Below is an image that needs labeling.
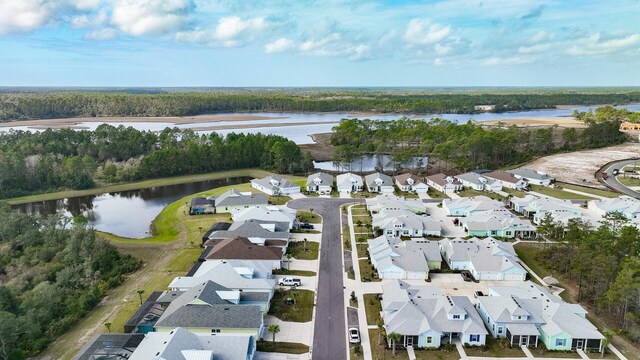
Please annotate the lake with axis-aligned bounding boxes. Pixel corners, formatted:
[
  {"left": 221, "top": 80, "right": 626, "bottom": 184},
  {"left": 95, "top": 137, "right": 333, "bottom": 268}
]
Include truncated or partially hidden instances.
[{"left": 12, "top": 176, "right": 251, "bottom": 239}]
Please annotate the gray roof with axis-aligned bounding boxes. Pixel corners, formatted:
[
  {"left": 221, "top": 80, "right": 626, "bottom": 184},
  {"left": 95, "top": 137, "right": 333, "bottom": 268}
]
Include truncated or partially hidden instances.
[
  {"left": 507, "top": 168, "right": 553, "bottom": 182},
  {"left": 251, "top": 175, "right": 299, "bottom": 191},
  {"left": 190, "top": 197, "right": 214, "bottom": 207},
  {"left": 336, "top": 172, "right": 363, "bottom": 187},
  {"left": 156, "top": 281, "right": 263, "bottom": 329},
  {"left": 373, "top": 211, "right": 441, "bottom": 232},
  {"left": 213, "top": 189, "right": 268, "bottom": 207},
  {"left": 365, "top": 172, "right": 394, "bottom": 187},
  {"left": 209, "top": 219, "right": 289, "bottom": 240},
  {"left": 306, "top": 172, "right": 334, "bottom": 186},
  {"left": 440, "top": 237, "right": 527, "bottom": 274},
  {"left": 455, "top": 172, "right": 496, "bottom": 187}
]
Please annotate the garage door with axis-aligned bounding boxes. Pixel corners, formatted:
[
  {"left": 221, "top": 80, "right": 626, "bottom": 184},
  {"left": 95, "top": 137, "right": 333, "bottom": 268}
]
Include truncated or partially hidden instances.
[
  {"left": 503, "top": 272, "right": 525, "bottom": 281},
  {"left": 407, "top": 271, "right": 426, "bottom": 280}
]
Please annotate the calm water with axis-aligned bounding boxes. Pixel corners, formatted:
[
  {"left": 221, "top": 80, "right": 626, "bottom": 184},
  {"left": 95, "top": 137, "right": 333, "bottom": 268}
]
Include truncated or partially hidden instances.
[
  {"left": 3, "top": 105, "right": 640, "bottom": 145},
  {"left": 314, "top": 155, "right": 429, "bottom": 172},
  {"left": 12, "top": 177, "right": 251, "bottom": 239}
]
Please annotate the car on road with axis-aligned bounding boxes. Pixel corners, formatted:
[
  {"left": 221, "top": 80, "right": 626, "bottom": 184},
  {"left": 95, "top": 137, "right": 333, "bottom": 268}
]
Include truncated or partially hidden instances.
[
  {"left": 613, "top": 168, "right": 620, "bottom": 175},
  {"left": 461, "top": 271, "right": 473, "bottom": 282},
  {"left": 601, "top": 172, "right": 609, "bottom": 180},
  {"left": 278, "top": 277, "right": 302, "bottom": 287},
  {"left": 299, "top": 223, "right": 314, "bottom": 230},
  {"left": 349, "top": 328, "right": 360, "bottom": 343}
]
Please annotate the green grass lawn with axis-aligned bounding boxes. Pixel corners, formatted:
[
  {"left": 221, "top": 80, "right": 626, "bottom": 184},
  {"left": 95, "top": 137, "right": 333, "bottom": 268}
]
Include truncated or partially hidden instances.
[
  {"left": 530, "top": 185, "right": 595, "bottom": 200},
  {"left": 364, "top": 293, "right": 382, "bottom": 325},
  {"left": 356, "top": 243, "right": 369, "bottom": 258},
  {"left": 458, "top": 188, "right": 505, "bottom": 200},
  {"left": 257, "top": 341, "right": 310, "bottom": 354},
  {"left": 557, "top": 182, "right": 619, "bottom": 198},
  {"left": 528, "top": 348, "right": 581, "bottom": 358},
  {"left": 428, "top": 188, "right": 448, "bottom": 199},
  {"left": 502, "top": 188, "right": 525, "bottom": 198},
  {"left": 287, "top": 241, "right": 319, "bottom": 260},
  {"left": 617, "top": 175, "right": 640, "bottom": 187},
  {"left": 296, "top": 210, "right": 322, "bottom": 224},
  {"left": 359, "top": 259, "right": 381, "bottom": 282},
  {"left": 268, "top": 195, "right": 292, "bottom": 205},
  {"left": 394, "top": 190, "right": 420, "bottom": 198},
  {"left": 464, "top": 337, "right": 526, "bottom": 358},
  {"left": 351, "top": 191, "right": 373, "bottom": 198},
  {"left": 268, "top": 289, "right": 314, "bottom": 322},
  {"left": 351, "top": 207, "right": 370, "bottom": 215},
  {"left": 273, "top": 269, "right": 317, "bottom": 276}
]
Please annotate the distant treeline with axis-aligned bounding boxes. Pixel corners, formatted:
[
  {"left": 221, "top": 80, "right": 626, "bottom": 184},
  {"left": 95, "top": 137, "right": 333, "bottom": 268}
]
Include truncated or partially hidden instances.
[
  {"left": 574, "top": 105, "right": 640, "bottom": 124},
  {"left": 2, "top": 91, "right": 640, "bottom": 120},
  {"left": 330, "top": 117, "right": 625, "bottom": 171},
  {"left": 0, "top": 126, "right": 311, "bottom": 199}
]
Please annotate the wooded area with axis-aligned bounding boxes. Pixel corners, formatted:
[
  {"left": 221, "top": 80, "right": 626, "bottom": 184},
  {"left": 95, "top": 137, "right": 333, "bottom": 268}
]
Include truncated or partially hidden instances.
[
  {"left": 574, "top": 105, "right": 640, "bottom": 123},
  {"left": 2, "top": 91, "right": 640, "bottom": 120},
  {"left": 330, "top": 117, "right": 625, "bottom": 172},
  {"left": 0, "top": 126, "right": 311, "bottom": 199},
  {"left": 536, "top": 215, "right": 640, "bottom": 344},
  {"left": 0, "top": 205, "right": 140, "bottom": 359}
]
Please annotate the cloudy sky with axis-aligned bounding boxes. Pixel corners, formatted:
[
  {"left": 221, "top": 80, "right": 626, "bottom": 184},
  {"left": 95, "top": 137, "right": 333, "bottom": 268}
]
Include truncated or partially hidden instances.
[{"left": 0, "top": 0, "right": 639, "bottom": 87}]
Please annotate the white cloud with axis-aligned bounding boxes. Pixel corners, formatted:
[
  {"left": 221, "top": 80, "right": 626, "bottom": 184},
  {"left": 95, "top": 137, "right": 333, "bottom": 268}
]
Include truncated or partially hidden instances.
[
  {"left": 404, "top": 18, "right": 451, "bottom": 45},
  {"left": 71, "top": 15, "right": 91, "bottom": 29},
  {"left": 531, "top": 30, "right": 554, "bottom": 43},
  {"left": 518, "top": 43, "right": 552, "bottom": 54},
  {"left": 298, "top": 33, "right": 371, "bottom": 60},
  {"left": 482, "top": 56, "right": 533, "bottom": 65},
  {"left": 567, "top": 33, "right": 640, "bottom": 56},
  {"left": 84, "top": 27, "right": 117, "bottom": 40},
  {"left": 0, "top": 0, "right": 58, "bottom": 35},
  {"left": 111, "top": 0, "right": 194, "bottom": 36},
  {"left": 176, "top": 16, "right": 269, "bottom": 47},
  {"left": 265, "top": 37, "right": 294, "bottom": 54},
  {"left": 71, "top": 0, "right": 103, "bottom": 10}
]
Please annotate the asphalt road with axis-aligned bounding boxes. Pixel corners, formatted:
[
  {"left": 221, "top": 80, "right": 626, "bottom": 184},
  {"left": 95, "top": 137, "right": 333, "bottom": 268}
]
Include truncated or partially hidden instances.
[
  {"left": 288, "top": 198, "right": 362, "bottom": 360},
  {"left": 601, "top": 159, "right": 640, "bottom": 198}
]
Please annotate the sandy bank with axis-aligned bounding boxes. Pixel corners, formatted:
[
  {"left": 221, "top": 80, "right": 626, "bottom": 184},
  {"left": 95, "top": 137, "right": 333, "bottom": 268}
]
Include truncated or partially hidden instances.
[{"left": 481, "top": 117, "right": 586, "bottom": 128}]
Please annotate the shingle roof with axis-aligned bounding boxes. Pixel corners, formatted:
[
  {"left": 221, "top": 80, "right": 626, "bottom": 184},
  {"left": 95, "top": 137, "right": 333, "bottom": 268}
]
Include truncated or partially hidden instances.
[
  {"left": 208, "top": 219, "right": 289, "bottom": 241},
  {"left": 205, "top": 236, "right": 282, "bottom": 261},
  {"left": 306, "top": 172, "right": 334, "bottom": 186},
  {"left": 484, "top": 171, "right": 523, "bottom": 184},
  {"left": 394, "top": 173, "right": 424, "bottom": 186},
  {"left": 213, "top": 189, "right": 268, "bottom": 207},
  {"left": 251, "top": 175, "right": 299, "bottom": 191},
  {"left": 365, "top": 172, "right": 394, "bottom": 187},
  {"left": 336, "top": 172, "right": 363, "bottom": 187},
  {"left": 425, "top": 173, "right": 462, "bottom": 187},
  {"left": 507, "top": 168, "right": 553, "bottom": 182}
]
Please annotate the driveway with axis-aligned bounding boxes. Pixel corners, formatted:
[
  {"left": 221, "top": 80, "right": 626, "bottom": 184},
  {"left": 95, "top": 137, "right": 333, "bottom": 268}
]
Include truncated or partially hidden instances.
[
  {"left": 424, "top": 203, "right": 467, "bottom": 238},
  {"left": 601, "top": 159, "right": 640, "bottom": 198},
  {"left": 410, "top": 273, "right": 523, "bottom": 301},
  {"left": 288, "top": 198, "right": 363, "bottom": 360}
]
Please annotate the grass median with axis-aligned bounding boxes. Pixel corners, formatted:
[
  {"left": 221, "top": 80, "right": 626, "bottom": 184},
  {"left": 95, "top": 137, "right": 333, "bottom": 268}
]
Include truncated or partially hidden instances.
[{"left": 269, "top": 289, "right": 315, "bottom": 322}]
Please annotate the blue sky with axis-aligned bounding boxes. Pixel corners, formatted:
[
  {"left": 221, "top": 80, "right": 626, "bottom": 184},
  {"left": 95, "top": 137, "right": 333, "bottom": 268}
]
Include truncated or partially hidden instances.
[{"left": 0, "top": 0, "right": 639, "bottom": 87}]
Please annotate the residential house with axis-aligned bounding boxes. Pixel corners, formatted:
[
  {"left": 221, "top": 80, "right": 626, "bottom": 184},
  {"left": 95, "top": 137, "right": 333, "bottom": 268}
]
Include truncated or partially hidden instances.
[
  {"left": 201, "top": 236, "right": 284, "bottom": 269},
  {"left": 129, "top": 327, "right": 256, "bottom": 360},
  {"left": 336, "top": 172, "right": 364, "bottom": 193},
  {"left": 366, "top": 194, "right": 426, "bottom": 215},
  {"left": 154, "top": 281, "right": 264, "bottom": 337},
  {"left": 373, "top": 210, "right": 442, "bottom": 237},
  {"left": 205, "top": 219, "right": 290, "bottom": 247},
  {"left": 381, "top": 280, "right": 487, "bottom": 348},
  {"left": 455, "top": 172, "right": 503, "bottom": 192},
  {"left": 365, "top": 172, "right": 395, "bottom": 193},
  {"left": 189, "top": 197, "right": 215, "bottom": 215},
  {"left": 250, "top": 175, "right": 300, "bottom": 196},
  {"left": 476, "top": 281, "right": 604, "bottom": 352},
  {"left": 231, "top": 206, "right": 297, "bottom": 229},
  {"left": 439, "top": 237, "right": 528, "bottom": 281},
  {"left": 442, "top": 196, "right": 505, "bottom": 217},
  {"left": 507, "top": 168, "right": 553, "bottom": 186},
  {"left": 394, "top": 173, "right": 429, "bottom": 193},
  {"left": 588, "top": 196, "right": 640, "bottom": 220},
  {"left": 306, "top": 172, "right": 334, "bottom": 193},
  {"left": 484, "top": 171, "right": 528, "bottom": 190},
  {"left": 460, "top": 210, "right": 536, "bottom": 239},
  {"left": 72, "top": 334, "right": 144, "bottom": 360},
  {"left": 510, "top": 195, "right": 582, "bottom": 225},
  {"left": 369, "top": 235, "right": 441, "bottom": 279},
  {"left": 210, "top": 189, "right": 268, "bottom": 213},
  {"left": 425, "top": 173, "right": 463, "bottom": 194}
]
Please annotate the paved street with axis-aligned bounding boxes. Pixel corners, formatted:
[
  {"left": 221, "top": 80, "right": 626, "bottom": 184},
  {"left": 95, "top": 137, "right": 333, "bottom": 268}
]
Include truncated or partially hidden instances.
[
  {"left": 288, "top": 198, "right": 362, "bottom": 360},
  {"left": 601, "top": 159, "right": 640, "bottom": 197}
]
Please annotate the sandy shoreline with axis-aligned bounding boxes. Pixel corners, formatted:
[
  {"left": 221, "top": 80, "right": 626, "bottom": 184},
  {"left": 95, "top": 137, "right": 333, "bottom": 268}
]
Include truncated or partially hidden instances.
[{"left": 480, "top": 117, "right": 586, "bottom": 128}]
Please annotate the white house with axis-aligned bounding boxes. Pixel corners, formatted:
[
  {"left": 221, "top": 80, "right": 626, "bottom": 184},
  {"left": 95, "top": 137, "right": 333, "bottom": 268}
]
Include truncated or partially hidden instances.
[
  {"left": 510, "top": 195, "right": 582, "bottom": 225},
  {"left": 231, "top": 205, "right": 297, "bottom": 229},
  {"left": 306, "top": 172, "right": 333, "bottom": 194},
  {"left": 507, "top": 168, "right": 553, "bottom": 186},
  {"left": 588, "top": 196, "right": 640, "bottom": 220},
  {"left": 443, "top": 196, "right": 505, "bottom": 217},
  {"left": 250, "top": 175, "right": 300, "bottom": 196},
  {"left": 366, "top": 194, "right": 426, "bottom": 215},
  {"left": 373, "top": 210, "right": 442, "bottom": 237},
  {"left": 394, "top": 173, "right": 429, "bottom": 193},
  {"left": 484, "top": 171, "right": 528, "bottom": 190},
  {"left": 365, "top": 172, "right": 395, "bottom": 193},
  {"left": 369, "top": 235, "right": 441, "bottom": 279},
  {"left": 455, "top": 172, "right": 503, "bottom": 192},
  {"left": 381, "top": 280, "right": 487, "bottom": 348},
  {"left": 439, "top": 237, "right": 528, "bottom": 281},
  {"left": 425, "top": 173, "right": 463, "bottom": 193},
  {"left": 461, "top": 210, "right": 537, "bottom": 239},
  {"left": 336, "top": 172, "right": 364, "bottom": 193}
]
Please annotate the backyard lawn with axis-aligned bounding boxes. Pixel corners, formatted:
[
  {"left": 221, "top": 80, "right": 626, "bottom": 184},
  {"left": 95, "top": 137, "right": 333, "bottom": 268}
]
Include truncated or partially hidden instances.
[
  {"left": 530, "top": 185, "right": 595, "bottom": 200},
  {"left": 458, "top": 188, "right": 505, "bottom": 200},
  {"left": 268, "top": 289, "right": 314, "bottom": 322},
  {"left": 363, "top": 293, "right": 382, "bottom": 325},
  {"left": 287, "top": 241, "right": 319, "bottom": 260}
]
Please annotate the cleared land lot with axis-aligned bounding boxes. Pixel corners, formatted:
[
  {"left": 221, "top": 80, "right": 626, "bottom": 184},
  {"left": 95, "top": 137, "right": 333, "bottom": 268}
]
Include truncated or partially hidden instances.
[{"left": 525, "top": 143, "right": 640, "bottom": 188}]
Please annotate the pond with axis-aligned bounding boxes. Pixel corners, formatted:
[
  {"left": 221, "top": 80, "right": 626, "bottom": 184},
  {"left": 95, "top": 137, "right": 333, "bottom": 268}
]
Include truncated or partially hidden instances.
[{"left": 12, "top": 176, "right": 252, "bottom": 239}]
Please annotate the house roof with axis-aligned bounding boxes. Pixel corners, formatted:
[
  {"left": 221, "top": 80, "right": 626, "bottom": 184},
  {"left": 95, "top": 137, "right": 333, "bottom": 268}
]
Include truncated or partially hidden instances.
[
  {"left": 394, "top": 173, "right": 424, "bottom": 186},
  {"left": 365, "top": 172, "right": 394, "bottom": 187},
  {"left": 462, "top": 210, "right": 536, "bottom": 233},
  {"left": 251, "top": 175, "right": 299, "bottom": 191},
  {"left": 590, "top": 196, "right": 640, "bottom": 215},
  {"left": 443, "top": 196, "right": 504, "bottom": 215},
  {"left": 213, "top": 189, "right": 268, "bottom": 207},
  {"left": 231, "top": 206, "right": 296, "bottom": 225},
  {"left": 484, "top": 171, "right": 524, "bottom": 184},
  {"left": 507, "top": 168, "right": 553, "bottom": 182},
  {"left": 511, "top": 195, "right": 581, "bottom": 215},
  {"left": 336, "top": 172, "right": 364, "bottom": 187},
  {"left": 440, "top": 237, "right": 527, "bottom": 274},
  {"left": 455, "top": 172, "right": 496, "bottom": 187},
  {"left": 425, "top": 173, "right": 461, "bottom": 187},
  {"left": 372, "top": 211, "right": 441, "bottom": 233},
  {"left": 366, "top": 194, "right": 426, "bottom": 214},
  {"left": 306, "top": 172, "right": 334, "bottom": 186},
  {"left": 208, "top": 219, "right": 289, "bottom": 241},
  {"left": 371, "top": 236, "right": 441, "bottom": 273},
  {"left": 169, "top": 260, "right": 275, "bottom": 291},
  {"left": 204, "top": 236, "right": 282, "bottom": 261}
]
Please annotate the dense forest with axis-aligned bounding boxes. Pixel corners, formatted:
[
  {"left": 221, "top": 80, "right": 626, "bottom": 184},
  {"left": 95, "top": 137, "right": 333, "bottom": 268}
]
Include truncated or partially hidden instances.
[
  {"left": 574, "top": 105, "right": 640, "bottom": 123},
  {"left": 0, "top": 126, "right": 311, "bottom": 199},
  {"left": 2, "top": 91, "right": 640, "bottom": 120},
  {"left": 330, "top": 117, "right": 625, "bottom": 172},
  {"left": 0, "top": 205, "right": 140, "bottom": 359},
  {"left": 536, "top": 216, "right": 640, "bottom": 344}
]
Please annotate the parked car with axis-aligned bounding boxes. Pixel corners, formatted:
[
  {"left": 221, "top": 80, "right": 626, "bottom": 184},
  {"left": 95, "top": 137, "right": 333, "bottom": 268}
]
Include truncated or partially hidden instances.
[
  {"left": 474, "top": 291, "right": 484, "bottom": 298},
  {"left": 461, "top": 271, "right": 473, "bottom": 282},
  {"left": 601, "top": 172, "right": 609, "bottom": 180},
  {"left": 349, "top": 328, "right": 360, "bottom": 343},
  {"left": 299, "top": 223, "right": 314, "bottom": 230},
  {"left": 278, "top": 277, "right": 302, "bottom": 287},
  {"left": 613, "top": 168, "right": 620, "bottom": 175}
]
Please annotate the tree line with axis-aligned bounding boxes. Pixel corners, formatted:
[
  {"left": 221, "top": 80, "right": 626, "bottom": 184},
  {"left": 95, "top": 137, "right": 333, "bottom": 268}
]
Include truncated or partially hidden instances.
[
  {"left": 330, "top": 117, "right": 625, "bottom": 172},
  {"left": 574, "top": 105, "right": 640, "bottom": 124},
  {"left": 536, "top": 215, "right": 640, "bottom": 344},
  {"left": 2, "top": 91, "right": 640, "bottom": 120},
  {"left": 0, "top": 205, "right": 140, "bottom": 359},
  {"left": 0, "top": 126, "right": 312, "bottom": 199}
]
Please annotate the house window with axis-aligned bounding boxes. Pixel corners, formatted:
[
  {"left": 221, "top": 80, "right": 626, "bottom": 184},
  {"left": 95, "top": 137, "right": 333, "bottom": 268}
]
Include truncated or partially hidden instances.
[
  {"left": 497, "top": 327, "right": 504, "bottom": 335},
  {"left": 556, "top": 339, "right": 566, "bottom": 347},
  {"left": 505, "top": 231, "right": 512, "bottom": 236},
  {"left": 211, "top": 329, "right": 221, "bottom": 333},
  {"left": 491, "top": 230, "right": 497, "bottom": 235},
  {"left": 426, "top": 336, "right": 433, "bottom": 343},
  {"left": 453, "top": 315, "right": 461, "bottom": 319},
  {"left": 469, "top": 335, "right": 480, "bottom": 342}
]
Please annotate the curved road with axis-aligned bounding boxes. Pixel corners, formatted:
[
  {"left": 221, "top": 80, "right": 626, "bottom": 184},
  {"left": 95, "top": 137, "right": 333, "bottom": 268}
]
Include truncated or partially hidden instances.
[
  {"left": 601, "top": 159, "right": 640, "bottom": 198},
  {"left": 288, "top": 198, "right": 363, "bottom": 360}
]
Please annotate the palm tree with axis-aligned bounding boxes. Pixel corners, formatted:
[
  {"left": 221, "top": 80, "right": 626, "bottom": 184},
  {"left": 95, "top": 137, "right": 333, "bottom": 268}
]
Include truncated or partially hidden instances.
[
  {"left": 303, "top": 238, "right": 308, "bottom": 252},
  {"left": 286, "top": 253, "right": 293, "bottom": 270},
  {"left": 377, "top": 319, "right": 385, "bottom": 345},
  {"left": 267, "top": 324, "right": 281, "bottom": 343},
  {"left": 104, "top": 322, "right": 112, "bottom": 333},
  {"left": 291, "top": 290, "right": 299, "bottom": 310},
  {"left": 137, "top": 290, "right": 145, "bottom": 306},
  {"left": 388, "top": 332, "right": 402, "bottom": 356}
]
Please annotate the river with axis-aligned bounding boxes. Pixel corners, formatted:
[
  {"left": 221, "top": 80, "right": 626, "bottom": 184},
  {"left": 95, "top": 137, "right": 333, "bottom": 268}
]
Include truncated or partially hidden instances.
[{"left": 12, "top": 176, "right": 251, "bottom": 239}]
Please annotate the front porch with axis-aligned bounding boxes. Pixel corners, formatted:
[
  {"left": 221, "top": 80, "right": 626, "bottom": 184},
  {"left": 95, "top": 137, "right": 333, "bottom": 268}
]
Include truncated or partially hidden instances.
[{"left": 506, "top": 324, "right": 539, "bottom": 348}]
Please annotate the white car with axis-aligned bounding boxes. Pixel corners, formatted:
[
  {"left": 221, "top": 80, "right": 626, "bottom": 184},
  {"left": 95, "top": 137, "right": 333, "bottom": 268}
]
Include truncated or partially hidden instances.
[{"left": 349, "top": 327, "right": 360, "bottom": 343}]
